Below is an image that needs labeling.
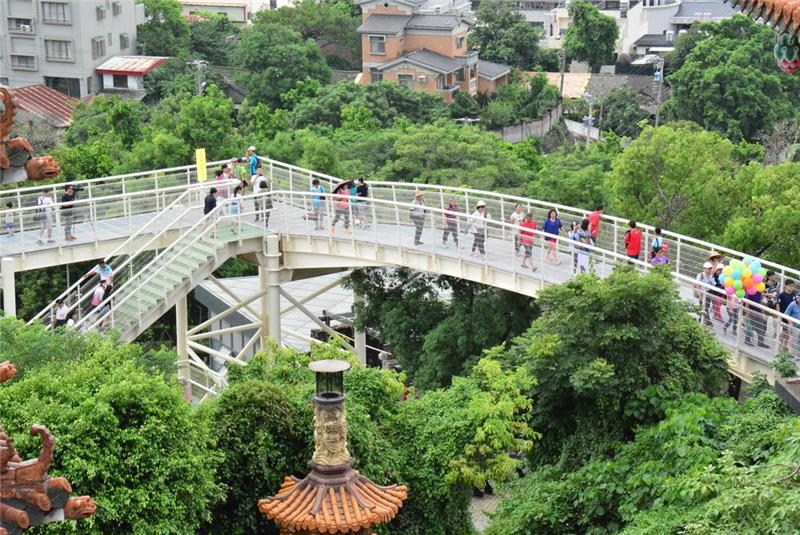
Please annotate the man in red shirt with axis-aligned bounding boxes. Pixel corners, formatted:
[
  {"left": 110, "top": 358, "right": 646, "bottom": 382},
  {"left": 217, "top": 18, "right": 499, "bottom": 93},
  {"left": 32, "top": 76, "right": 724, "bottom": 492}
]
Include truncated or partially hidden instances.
[
  {"left": 587, "top": 204, "right": 603, "bottom": 245},
  {"left": 624, "top": 220, "right": 642, "bottom": 262}
]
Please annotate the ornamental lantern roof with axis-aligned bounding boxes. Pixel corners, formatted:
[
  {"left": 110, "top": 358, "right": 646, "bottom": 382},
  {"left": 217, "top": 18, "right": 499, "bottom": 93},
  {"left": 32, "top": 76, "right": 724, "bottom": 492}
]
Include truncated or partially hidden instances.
[{"left": 258, "top": 359, "right": 408, "bottom": 534}]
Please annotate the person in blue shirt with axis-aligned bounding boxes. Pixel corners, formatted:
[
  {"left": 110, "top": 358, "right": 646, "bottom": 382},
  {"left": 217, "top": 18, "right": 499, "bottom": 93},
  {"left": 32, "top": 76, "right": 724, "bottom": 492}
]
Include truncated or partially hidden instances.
[
  {"left": 543, "top": 208, "right": 563, "bottom": 264},
  {"left": 784, "top": 293, "right": 800, "bottom": 352},
  {"left": 309, "top": 179, "right": 325, "bottom": 230},
  {"left": 247, "top": 146, "right": 259, "bottom": 177}
]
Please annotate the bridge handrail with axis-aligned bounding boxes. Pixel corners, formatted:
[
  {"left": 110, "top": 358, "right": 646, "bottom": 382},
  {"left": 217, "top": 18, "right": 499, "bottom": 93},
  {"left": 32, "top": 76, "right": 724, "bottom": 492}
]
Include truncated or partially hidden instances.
[
  {"left": 28, "top": 181, "right": 236, "bottom": 325},
  {"left": 0, "top": 158, "right": 230, "bottom": 197},
  {"left": 259, "top": 156, "right": 800, "bottom": 288}
]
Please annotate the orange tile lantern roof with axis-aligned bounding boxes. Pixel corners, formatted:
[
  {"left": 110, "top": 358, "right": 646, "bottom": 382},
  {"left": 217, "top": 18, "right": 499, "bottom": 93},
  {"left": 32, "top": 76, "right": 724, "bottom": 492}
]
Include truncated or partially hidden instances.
[
  {"left": 726, "top": 0, "right": 800, "bottom": 35},
  {"left": 258, "top": 460, "right": 408, "bottom": 534}
]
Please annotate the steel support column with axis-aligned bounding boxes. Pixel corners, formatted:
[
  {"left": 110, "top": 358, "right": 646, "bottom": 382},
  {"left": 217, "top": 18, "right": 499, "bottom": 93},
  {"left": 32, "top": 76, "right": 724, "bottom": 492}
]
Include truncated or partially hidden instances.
[
  {"left": 353, "top": 292, "right": 367, "bottom": 367},
  {"left": 1, "top": 257, "right": 16, "bottom": 318},
  {"left": 176, "top": 296, "right": 188, "bottom": 358},
  {"left": 259, "top": 234, "right": 282, "bottom": 345}
]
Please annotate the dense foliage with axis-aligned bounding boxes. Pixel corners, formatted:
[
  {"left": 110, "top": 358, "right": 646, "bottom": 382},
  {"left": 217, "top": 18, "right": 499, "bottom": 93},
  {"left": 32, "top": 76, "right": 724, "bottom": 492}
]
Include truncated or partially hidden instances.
[
  {"left": 664, "top": 16, "right": 800, "bottom": 142},
  {"left": 488, "top": 387, "right": 800, "bottom": 534},
  {"left": 564, "top": 0, "right": 619, "bottom": 72}
]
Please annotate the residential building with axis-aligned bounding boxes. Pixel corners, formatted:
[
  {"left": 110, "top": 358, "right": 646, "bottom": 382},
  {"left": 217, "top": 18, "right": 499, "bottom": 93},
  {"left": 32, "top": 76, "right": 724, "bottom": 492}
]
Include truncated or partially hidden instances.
[
  {"left": 357, "top": 0, "right": 510, "bottom": 102},
  {"left": 95, "top": 55, "right": 167, "bottom": 97},
  {"left": 0, "top": 0, "right": 144, "bottom": 98},
  {"left": 178, "top": 1, "right": 249, "bottom": 24},
  {"left": 12, "top": 83, "right": 77, "bottom": 127},
  {"left": 621, "top": 0, "right": 734, "bottom": 54}
]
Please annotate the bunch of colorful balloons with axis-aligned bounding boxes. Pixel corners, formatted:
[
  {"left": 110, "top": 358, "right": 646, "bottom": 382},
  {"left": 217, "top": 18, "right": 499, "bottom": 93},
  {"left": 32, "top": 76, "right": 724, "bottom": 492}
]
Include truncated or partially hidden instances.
[{"left": 721, "top": 258, "right": 768, "bottom": 298}]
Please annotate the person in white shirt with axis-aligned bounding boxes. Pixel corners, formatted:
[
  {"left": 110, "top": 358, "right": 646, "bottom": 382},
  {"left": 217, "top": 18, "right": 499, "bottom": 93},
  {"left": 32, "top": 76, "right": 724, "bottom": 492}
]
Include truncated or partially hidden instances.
[
  {"left": 251, "top": 167, "right": 266, "bottom": 221},
  {"left": 470, "top": 200, "right": 489, "bottom": 258},
  {"left": 35, "top": 190, "right": 55, "bottom": 244},
  {"left": 54, "top": 299, "right": 69, "bottom": 328},
  {"left": 510, "top": 204, "right": 525, "bottom": 256},
  {"left": 409, "top": 191, "right": 426, "bottom": 245}
]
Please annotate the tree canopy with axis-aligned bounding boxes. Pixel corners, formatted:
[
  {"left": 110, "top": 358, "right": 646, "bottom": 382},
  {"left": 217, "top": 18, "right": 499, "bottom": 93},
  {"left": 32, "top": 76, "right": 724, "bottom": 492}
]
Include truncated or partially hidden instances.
[
  {"left": 136, "top": 0, "right": 190, "bottom": 56},
  {"left": 563, "top": 0, "right": 619, "bottom": 72},
  {"left": 664, "top": 15, "right": 800, "bottom": 142},
  {"left": 600, "top": 86, "right": 650, "bottom": 137},
  {"left": 470, "top": 0, "right": 559, "bottom": 70}
]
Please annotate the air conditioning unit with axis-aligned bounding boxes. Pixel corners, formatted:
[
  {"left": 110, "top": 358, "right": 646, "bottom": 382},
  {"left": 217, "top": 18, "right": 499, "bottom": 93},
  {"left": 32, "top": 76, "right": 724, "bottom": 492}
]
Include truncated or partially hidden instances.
[
  {"left": 666, "top": 30, "right": 674, "bottom": 41},
  {"left": 418, "top": 75, "right": 427, "bottom": 83},
  {"left": 19, "top": 24, "right": 32, "bottom": 32}
]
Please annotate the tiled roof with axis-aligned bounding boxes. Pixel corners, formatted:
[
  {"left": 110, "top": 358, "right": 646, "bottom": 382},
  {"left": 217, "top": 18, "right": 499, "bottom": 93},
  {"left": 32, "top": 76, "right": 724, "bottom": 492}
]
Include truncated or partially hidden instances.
[
  {"left": 358, "top": 13, "right": 471, "bottom": 33},
  {"left": 634, "top": 34, "right": 673, "bottom": 47},
  {"left": 259, "top": 465, "right": 408, "bottom": 533},
  {"left": 95, "top": 55, "right": 168, "bottom": 76},
  {"left": 378, "top": 49, "right": 462, "bottom": 73},
  {"left": 675, "top": 0, "right": 735, "bottom": 18},
  {"left": 13, "top": 85, "right": 78, "bottom": 127},
  {"left": 725, "top": 0, "right": 800, "bottom": 35},
  {"left": 478, "top": 59, "right": 511, "bottom": 80},
  {"left": 357, "top": 14, "right": 413, "bottom": 34}
]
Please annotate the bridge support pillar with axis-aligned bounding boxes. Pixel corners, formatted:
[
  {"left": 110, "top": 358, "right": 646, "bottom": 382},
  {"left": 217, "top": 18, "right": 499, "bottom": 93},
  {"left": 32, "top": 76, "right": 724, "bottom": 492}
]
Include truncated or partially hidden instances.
[
  {"left": 353, "top": 292, "right": 367, "bottom": 367},
  {"left": 176, "top": 296, "right": 188, "bottom": 358},
  {"left": 259, "top": 235, "right": 282, "bottom": 346},
  {"left": 1, "top": 257, "right": 15, "bottom": 318}
]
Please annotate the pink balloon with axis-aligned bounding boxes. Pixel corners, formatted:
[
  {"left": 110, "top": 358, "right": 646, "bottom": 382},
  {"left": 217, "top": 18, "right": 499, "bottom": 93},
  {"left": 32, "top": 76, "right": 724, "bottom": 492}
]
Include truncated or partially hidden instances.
[
  {"left": 725, "top": 286, "right": 735, "bottom": 295},
  {"left": 745, "top": 285, "right": 758, "bottom": 296},
  {"left": 752, "top": 274, "right": 763, "bottom": 284}
]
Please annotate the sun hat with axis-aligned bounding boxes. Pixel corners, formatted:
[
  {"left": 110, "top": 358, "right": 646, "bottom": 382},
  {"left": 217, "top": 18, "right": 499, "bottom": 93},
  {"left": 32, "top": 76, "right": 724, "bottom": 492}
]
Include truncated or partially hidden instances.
[
  {"left": 247, "top": 145, "right": 256, "bottom": 152},
  {"left": 703, "top": 261, "right": 714, "bottom": 269},
  {"left": 415, "top": 190, "right": 424, "bottom": 197},
  {"left": 476, "top": 200, "right": 486, "bottom": 207}
]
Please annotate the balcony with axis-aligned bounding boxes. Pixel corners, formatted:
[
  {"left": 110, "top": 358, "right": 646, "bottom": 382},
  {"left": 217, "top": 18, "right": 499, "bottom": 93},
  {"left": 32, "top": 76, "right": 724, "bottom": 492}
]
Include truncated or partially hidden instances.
[
  {"left": 7, "top": 19, "right": 35, "bottom": 35},
  {"left": 10, "top": 55, "right": 37, "bottom": 71}
]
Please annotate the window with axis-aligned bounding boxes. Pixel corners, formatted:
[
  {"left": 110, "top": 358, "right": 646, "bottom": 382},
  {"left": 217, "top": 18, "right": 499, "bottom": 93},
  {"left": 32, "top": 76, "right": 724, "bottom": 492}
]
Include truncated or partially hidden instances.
[
  {"left": 119, "top": 33, "right": 129, "bottom": 49},
  {"left": 112, "top": 0, "right": 122, "bottom": 15},
  {"left": 369, "top": 35, "right": 385, "bottom": 55},
  {"left": 44, "top": 39, "right": 72, "bottom": 61},
  {"left": 107, "top": 33, "right": 112, "bottom": 45},
  {"left": 96, "top": 5, "right": 106, "bottom": 20},
  {"left": 91, "top": 36, "right": 106, "bottom": 59},
  {"left": 370, "top": 68, "right": 382, "bottom": 83},
  {"left": 86, "top": 76, "right": 93, "bottom": 95},
  {"left": 436, "top": 74, "right": 444, "bottom": 89},
  {"left": 113, "top": 74, "right": 128, "bottom": 88},
  {"left": 8, "top": 18, "right": 34, "bottom": 33},
  {"left": 42, "top": 2, "right": 71, "bottom": 23},
  {"left": 397, "top": 73, "right": 414, "bottom": 89},
  {"left": 45, "top": 77, "right": 81, "bottom": 98},
  {"left": 456, "top": 36, "right": 465, "bottom": 49},
  {"left": 455, "top": 68, "right": 465, "bottom": 82},
  {"left": 11, "top": 55, "right": 36, "bottom": 70}
]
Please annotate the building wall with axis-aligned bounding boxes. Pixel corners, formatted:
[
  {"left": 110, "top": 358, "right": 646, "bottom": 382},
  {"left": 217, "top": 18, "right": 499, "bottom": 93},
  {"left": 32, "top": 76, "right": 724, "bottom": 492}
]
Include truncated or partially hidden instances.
[
  {"left": 478, "top": 73, "right": 506, "bottom": 95},
  {"left": 360, "top": 2, "right": 414, "bottom": 21},
  {"left": 101, "top": 73, "right": 144, "bottom": 90},
  {"left": 361, "top": 34, "right": 405, "bottom": 65},
  {"left": 179, "top": 2, "right": 248, "bottom": 24},
  {"left": 403, "top": 30, "right": 466, "bottom": 57},
  {"left": 620, "top": 0, "right": 679, "bottom": 54},
  {"left": 381, "top": 65, "right": 459, "bottom": 102},
  {"left": 0, "top": 0, "right": 142, "bottom": 97}
]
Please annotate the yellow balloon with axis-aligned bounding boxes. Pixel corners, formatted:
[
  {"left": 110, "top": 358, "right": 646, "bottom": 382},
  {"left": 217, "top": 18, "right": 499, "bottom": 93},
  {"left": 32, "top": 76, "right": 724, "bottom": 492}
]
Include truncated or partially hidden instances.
[
  {"left": 742, "top": 269, "right": 752, "bottom": 279},
  {"left": 723, "top": 266, "right": 732, "bottom": 276},
  {"left": 756, "top": 282, "right": 766, "bottom": 292},
  {"left": 724, "top": 277, "right": 734, "bottom": 287}
]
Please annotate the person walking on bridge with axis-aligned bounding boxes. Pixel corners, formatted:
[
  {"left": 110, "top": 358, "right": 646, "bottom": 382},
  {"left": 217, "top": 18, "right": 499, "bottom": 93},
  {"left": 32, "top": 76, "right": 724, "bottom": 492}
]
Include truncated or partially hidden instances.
[
  {"left": 469, "top": 200, "right": 489, "bottom": 258},
  {"left": 35, "top": 190, "right": 54, "bottom": 245},
  {"left": 409, "top": 190, "right": 426, "bottom": 245},
  {"left": 543, "top": 209, "right": 563, "bottom": 264},
  {"left": 510, "top": 204, "right": 525, "bottom": 256},
  {"left": 61, "top": 184, "right": 77, "bottom": 241},
  {"left": 442, "top": 198, "right": 459, "bottom": 246},
  {"left": 587, "top": 204, "right": 603, "bottom": 246},
  {"left": 623, "top": 220, "right": 642, "bottom": 263},
  {"left": 519, "top": 212, "right": 537, "bottom": 271}
]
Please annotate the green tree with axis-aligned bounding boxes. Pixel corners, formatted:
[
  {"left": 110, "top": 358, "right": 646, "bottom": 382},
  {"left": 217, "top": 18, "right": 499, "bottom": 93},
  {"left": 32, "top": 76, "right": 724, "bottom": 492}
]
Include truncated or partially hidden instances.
[
  {"left": 663, "top": 15, "right": 800, "bottom": 142},
  {"left": 600, "top": 86, "right": 649, "bottom": 137},
  {"left": 450, "top": 91, "right": 481, "bottom": 119},
  {"left": 493, "top": 267, "right": 730, "bottom": 466},
  {"left": 563, "top": 0, "right": 619, "bottom": 72},
  {"left": 253, "top": 0, "right": 361, "bottom": 68},
  {"left": 722, "top": 162, "right": 800, "bottom": 267},
  {"left": 137, "top": 0, "right": 190, "bottom": 56},
  {"left": 470, "top": 0, "right": 557, "bottom": 70},
  {"left": 233, "top": 24, "right": 332, "bottom": 109},
  {"left": 0, "top": 329, "right": 223, "bottom": 534},
  {"left": 604, "top": 124, "right": 741, "bottom": 236},
  {"left": 52, "top": 140, "right": 116, "bottom": 182},
  {"left": 188, "top": 13, "right": 240, "bottom": 65}
]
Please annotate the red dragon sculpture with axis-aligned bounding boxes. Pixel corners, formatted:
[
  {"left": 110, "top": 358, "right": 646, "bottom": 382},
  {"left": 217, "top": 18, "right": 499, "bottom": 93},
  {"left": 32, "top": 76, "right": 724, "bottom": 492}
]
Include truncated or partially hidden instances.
[
  {"left": 0, "top": 362, "right": 96, "bottom": 535},
  {"left": 0, "top": 87, "right": 60, "bottom": 185}
]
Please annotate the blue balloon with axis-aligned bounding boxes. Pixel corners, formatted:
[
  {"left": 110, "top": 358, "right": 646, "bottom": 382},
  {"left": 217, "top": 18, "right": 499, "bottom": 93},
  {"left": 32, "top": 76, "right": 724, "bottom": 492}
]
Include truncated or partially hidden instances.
[
  {"left": 750, "top": 261, "right": 762, "bottom": 273},
  {"left": 743, "top": 256, "right": 754, "bottom": 265},
  {"left": 731, "top": 270, "right": 742, "bottom": 280}
]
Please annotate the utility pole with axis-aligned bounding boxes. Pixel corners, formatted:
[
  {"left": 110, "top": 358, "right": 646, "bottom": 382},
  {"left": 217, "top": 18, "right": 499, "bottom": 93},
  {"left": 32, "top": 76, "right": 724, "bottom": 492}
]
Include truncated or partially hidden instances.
[
  {"left": 186, "top": 59, "right": 208, "bottom": 96},
  {"left": 583, "top": 92, "right": 594, "bottom": 147},
  {"left": 558, "top": 49, "right": 566, "bottom": 100},
  {"left": 654, "top": 57, "right": 665, "bottom": 128}
]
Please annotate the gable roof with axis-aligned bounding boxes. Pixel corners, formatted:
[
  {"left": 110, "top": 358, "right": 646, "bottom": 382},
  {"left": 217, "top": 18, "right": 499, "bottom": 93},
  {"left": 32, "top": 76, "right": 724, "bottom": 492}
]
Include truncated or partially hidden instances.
[
  {"left": 634, "top": 34, "right": 673, "bottom": 47},
  {"left": 478, "top": 59, "right": 510, "bottom": 80},
  {"left": 13, "top": 84, "right": 78, "bottom": 127},
  {"left": 675, "top": 1, "right": 734, "bottom": 18},
  {"left": 358, "top": 13, "right": 472, "bottom": 34},
  {"left": 95, "top": 55, "right": 168, "bottom": 76},
  {"left": 377, "top": 49, "right": 462, "bottom": 74},
  {"left": 357, "top": 14, "right": 413, "bottom": 34}
]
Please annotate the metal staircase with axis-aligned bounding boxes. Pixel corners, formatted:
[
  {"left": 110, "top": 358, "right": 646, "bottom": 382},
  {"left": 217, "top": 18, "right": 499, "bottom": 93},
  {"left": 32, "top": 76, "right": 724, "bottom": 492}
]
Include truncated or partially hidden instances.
[{"left": 75, "top": 196, "right": 266, "bottom": 342}]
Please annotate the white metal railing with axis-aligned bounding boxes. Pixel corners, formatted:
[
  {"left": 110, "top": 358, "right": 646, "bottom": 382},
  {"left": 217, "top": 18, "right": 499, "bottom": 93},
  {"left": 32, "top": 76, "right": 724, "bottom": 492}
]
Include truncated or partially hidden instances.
[
  {"left": 259, "top": 156, "right": 800, "bottom": 294},
  {"left": 29, "top": 181, "right": 237, "bottom": 327}
]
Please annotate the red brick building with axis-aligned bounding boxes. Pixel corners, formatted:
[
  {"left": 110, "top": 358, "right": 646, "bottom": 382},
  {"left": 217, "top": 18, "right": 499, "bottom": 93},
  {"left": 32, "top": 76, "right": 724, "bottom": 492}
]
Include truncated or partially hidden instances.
[{"left": 357, "top": 0, "right": 510, "bottom": 102}]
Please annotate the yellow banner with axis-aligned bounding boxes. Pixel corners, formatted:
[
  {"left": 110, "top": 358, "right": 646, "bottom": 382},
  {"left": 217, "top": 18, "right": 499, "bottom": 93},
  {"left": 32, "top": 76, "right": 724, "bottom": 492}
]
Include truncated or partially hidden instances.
[{"left": 196, "top": 148, "right": 207, "bottom": 182}]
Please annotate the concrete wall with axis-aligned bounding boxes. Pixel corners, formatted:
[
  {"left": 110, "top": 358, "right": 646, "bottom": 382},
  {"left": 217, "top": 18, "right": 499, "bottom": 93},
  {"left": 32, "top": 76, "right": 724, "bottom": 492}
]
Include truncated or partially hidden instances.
[
  {"left": 0, "top": 0, "right": 142, "bottom": 97},
  {"left": 101, "top": 72, "right": 144, "bottom": 90},
  {"left": 180, "top": 2, "right": 248, "bottom": 24}
]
